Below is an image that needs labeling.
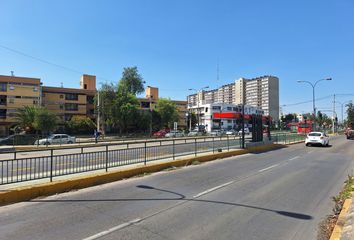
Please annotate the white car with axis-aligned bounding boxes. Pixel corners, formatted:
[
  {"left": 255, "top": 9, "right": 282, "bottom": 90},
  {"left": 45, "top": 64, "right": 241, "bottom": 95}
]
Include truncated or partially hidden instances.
[
  {"left": 34, "top": 134, "right": 76, "bottom": 145},
  {"left": 226, "top": 129, "right": 237, "bottom": 135},
  {"left": 238, "top": 128, "right": 250, "bottom": 135},
  {"left": 165, "top": 131, "right": 184, "bottom": 138},
  {"left": 305, "top": 132, "right": 329, "bottom": 147},
  {"left": 187, "top": 131, "right": 203, "bottom": 137}
]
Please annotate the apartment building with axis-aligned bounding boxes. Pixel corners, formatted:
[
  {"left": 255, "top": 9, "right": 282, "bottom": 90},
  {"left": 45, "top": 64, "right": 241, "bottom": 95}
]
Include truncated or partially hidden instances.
[
  {"left": 139, "top": 86, "right": 187, "bottom": 129},
  {"left": 42, "top": 74, "right": 96, "bottom": 122},
  {"left": 187, "top": 75, "right": 279, "bottom": 121},
  {"left": 0, "top": 75, "right": 41, "bottom": 136}
]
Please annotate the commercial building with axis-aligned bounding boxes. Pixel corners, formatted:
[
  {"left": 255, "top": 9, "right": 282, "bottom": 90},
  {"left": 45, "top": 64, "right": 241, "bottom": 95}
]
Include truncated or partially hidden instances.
[
  {"left": 187, "top": 102, "right": 264, "bottom": 133},
  {"left": 187, "top": 75, "right": 279, "bottom": 121}
]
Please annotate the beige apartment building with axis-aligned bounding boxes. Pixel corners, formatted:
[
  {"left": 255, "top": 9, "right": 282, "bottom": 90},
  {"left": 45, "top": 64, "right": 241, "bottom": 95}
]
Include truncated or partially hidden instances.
[
  {"left": 187, "top": 75, "right": 279, "bottom": 121},
  {"left": 0, "top": 74, "right": 187, "bottom": 136},
  {"left": 139, "top": 86, "right": 187, "bottom": 129},
  {"left": 0, "top": 75, "right": 41, "bottom": 136}
]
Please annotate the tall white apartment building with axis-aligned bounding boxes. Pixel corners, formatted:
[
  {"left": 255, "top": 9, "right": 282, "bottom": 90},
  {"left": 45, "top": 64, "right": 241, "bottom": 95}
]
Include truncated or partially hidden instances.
[{"left": 187, "top": 75, "right": 279, "bottom": 121}]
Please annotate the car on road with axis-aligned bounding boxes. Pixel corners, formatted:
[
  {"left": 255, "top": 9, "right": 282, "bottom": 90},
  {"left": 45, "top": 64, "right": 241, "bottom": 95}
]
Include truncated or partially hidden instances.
[
  {"left": 153, "top": 129, "right": 170, "bottom": 138},
  {"left": 305, "top": 132, "right": 329, "bottom": 147},
  {"left": 34, "top": 134, "right": 76, "bottom": 145},
  {"left": 165, "top": 130, "right": 184, "bottom": 138},
  {"left": 187, "top": 130, "right": 204, "bottom": 137},
  {"left": 226, "top": 129, "right": 237, "bottom": 135},
  {"left": 238, "top": 128, "right": 250, "bottom": 135},
  {"left": 0, "top": 134, "right": 36, "bottom": 145},
  {"left": 346, "top": 130, "right": 354, "bottom": 140},
  {"left": 209, "top": 129, "right": 226, "bottom": 136}
]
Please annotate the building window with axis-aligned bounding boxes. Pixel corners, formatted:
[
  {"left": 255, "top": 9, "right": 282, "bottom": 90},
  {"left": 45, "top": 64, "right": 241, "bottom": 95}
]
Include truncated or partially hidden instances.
[
  {"left": 87, "top": 96, "right": 94, "bottom": 104},
  {"left": 0, "top": 109, "right": 6, "bottom": 119},
  {"left": 60, "top": 105, "right": 64, "bottom": 110},
  {"left": 65, "top": 93, "right": 78, "bottom": 101},
  {"left": 0, "top": 83, "right": 7, "bottom": 92},
  {"left": 60, "top": 95, "right": 64, "bottom": 99},
  {"left": 33, "top": 87, "right": 38, "bottom": 92},
  {"left": 33, "top": 100, "right": 38, "bottom": 105},
  {"left": 9, "top": 85, "right": 14, "bottom": 90},
  {"left": 65, "top": 103, "right": 78, "bottom": 111}
]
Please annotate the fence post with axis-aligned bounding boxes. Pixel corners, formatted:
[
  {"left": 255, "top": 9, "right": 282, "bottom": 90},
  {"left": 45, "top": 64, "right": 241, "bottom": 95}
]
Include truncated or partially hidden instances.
[
  {"left": 213, "top": 137, "right": 215, "bottom": 154},
  {"left": 144, "top": 142, "right": 147, "bottom": 165},
  {"left": 194, "top": 138, "right": 197, "bottom": 157},
  {"left": 173, "top": 139, "right": 175, "bottom": 160},
  {"left": 105, "top": 145, "right": 108, "bottom": 172},
  {"left": 50, "top": 149, "right": 53, "bottom": 182},
  {"left": 14, "top": 151, "right": 16, "bottom": 161},
  {"left": 227, "top": 135, "right": 230, "bottom": 151},
  {"left": 81, "top": 147, "right": 83, "bottom": 154}
]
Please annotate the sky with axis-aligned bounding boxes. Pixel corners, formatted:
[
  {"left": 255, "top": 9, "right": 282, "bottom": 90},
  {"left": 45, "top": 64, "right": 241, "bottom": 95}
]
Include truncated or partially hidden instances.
[{"left": 1, "top": 0, "right": 354, "bottom": 120}]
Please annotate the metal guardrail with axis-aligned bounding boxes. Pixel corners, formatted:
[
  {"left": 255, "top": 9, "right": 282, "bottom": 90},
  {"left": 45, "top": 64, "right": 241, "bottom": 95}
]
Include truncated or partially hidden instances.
[
  {"left": 0, "top": 133, "right": 306, "bottom": 185},
  {"left": 0, "top": 136, "right": 243, "bottom": 185}
]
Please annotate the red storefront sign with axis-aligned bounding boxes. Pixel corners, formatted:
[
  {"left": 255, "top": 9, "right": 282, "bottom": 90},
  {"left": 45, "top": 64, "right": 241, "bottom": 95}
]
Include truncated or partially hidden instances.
[{"left": 213, "top": 112, "right": 242, "bottom": 119}]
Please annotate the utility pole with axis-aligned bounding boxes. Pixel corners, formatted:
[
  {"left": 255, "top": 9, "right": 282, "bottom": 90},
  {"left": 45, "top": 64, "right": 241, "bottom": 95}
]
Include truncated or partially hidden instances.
[
  {"left": 97, "top": 91, "right": 100, "bottom": 132},
  {"left": 332, "top": 94, "right": 335, "bottom": 134}
]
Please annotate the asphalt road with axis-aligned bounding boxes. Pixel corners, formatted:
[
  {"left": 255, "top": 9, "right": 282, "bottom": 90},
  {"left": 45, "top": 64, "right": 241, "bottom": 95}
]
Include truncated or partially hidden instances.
[{"left": 1, "top": 136, "right": 351, "bottom": 240}]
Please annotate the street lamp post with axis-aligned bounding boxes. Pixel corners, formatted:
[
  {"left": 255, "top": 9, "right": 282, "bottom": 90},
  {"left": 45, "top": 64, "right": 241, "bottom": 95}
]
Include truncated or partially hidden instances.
[
  {"left": 188, "top": 86, "right": 209, "bottom": 129},
  {"left": 297, "top": 78, "right": 332, "bottom": 130}
]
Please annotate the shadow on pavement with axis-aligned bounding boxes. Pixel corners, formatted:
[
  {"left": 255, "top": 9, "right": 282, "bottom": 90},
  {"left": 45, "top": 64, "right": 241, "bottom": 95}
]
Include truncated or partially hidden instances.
[{"left": 30, "top": 184, "right": 313, "bottom": 220}]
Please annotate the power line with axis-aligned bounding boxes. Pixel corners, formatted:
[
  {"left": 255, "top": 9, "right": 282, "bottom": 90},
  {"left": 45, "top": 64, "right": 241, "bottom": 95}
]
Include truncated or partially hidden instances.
[
  {"left": 282, "top": 95, "right": 332, "bottom": 107},
  {"left": 0, "top": 44, "right": 112, "bottom": 82}
]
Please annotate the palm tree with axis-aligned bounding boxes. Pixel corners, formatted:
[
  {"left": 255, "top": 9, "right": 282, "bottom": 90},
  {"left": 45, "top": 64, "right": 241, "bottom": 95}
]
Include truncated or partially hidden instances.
[{"left": 14, "top": 106, "right": 38, "bottom": 133}]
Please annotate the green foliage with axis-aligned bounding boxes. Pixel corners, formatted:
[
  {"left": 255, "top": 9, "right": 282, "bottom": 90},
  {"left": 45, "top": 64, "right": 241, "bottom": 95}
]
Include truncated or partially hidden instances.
[
  {"left": 155, "top": 98, "right": 179, "bottom": 128},
  {"left": 66, "top": 116, "right": 96, "bottom": 134},
  {"left": 14, "top": 105, "right": 38, "bottom": 133},
  {"left": 120, "top": 66, "right": 144, "bottom": 95},
  {"left": 95, "top": 83, "right": 117, "bottom": 129},
  {"left": 280, "top": 113, "right": 297, "bottom": 123},
  {"left": 346, "top": 102, "right": 354, "bottom": 127},
  {"left": 33, "top": 108, "right": 58, "bottom": 134}
]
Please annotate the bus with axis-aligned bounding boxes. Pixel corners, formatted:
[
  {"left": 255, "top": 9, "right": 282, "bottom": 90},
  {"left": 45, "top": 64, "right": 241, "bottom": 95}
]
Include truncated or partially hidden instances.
[{"left": 297, "top": 121, "right": 313, "bottom": 134}]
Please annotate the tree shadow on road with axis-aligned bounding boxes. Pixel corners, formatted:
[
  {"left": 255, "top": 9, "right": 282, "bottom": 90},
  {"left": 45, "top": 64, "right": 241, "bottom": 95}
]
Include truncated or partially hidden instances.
[{"left": 30, "top": 184, "right": 313, "bottom": 220}]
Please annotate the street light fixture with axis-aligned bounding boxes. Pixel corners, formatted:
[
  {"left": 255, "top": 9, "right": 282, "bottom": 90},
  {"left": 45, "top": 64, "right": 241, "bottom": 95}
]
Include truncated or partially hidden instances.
[
  {"left": 297, "top": 78, "right": 332, "bottom": 130},
  {"left": 188, "top": 86, "right": 209, "bottom": 129}
]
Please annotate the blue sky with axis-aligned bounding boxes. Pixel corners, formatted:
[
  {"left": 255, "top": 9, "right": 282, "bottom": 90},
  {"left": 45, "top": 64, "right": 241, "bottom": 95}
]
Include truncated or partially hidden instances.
[{"left": 1, "top": 0, "right": 353, "bottom": 119}]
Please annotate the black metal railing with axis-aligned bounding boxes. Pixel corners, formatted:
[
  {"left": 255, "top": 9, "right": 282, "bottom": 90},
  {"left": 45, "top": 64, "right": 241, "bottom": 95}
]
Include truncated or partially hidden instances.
[{"left": 0, "top": 135, "right": 245, "bottom": 185}]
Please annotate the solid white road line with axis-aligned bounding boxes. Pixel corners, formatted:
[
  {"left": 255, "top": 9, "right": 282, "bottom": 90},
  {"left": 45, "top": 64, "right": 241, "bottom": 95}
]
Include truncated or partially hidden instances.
[
  {"left": 288, "top": 156, "right": 300, "bottom": 161},
  {"left": 82, "top": 218, "right": 141, "bottom": 240},
  {"left": 258, "top": 164, "right": 279, "bottom": 173},
  {"left": 193, "top": 181, "right": 235, "bottom": 198}
]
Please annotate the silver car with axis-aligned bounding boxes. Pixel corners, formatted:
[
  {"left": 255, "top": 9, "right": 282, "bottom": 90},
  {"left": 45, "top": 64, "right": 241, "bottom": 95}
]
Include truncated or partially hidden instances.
[
  {"left": 165, "top": 131, "right": 184, "bottom": 138},
  {"left": 34, "top": 134, "right": 76, "bottom": 145}
]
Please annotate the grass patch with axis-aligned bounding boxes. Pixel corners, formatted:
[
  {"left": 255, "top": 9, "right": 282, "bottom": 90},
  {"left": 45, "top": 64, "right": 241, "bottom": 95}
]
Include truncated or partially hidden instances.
[
  {"left": 318, "top": 175, "right": 354, "bottom": 240},
  {"left": 191, "top": 160, "right": 201, "bottom": 165},
  {"left": 133, "top": 172, "right": 152, "bottom": 178}
]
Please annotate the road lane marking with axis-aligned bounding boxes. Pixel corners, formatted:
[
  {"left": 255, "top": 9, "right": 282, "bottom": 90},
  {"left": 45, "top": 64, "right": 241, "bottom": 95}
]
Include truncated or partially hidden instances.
[
  {"left": 193, "top": 181, "right": 234, "bottom": 198},
  {"left": 82, "top": 218, "right": 141, "bottom": 240},
  {"left": 288, "top": 156, "right": 300, "bottom": 161},
  {"left": 258, "top": 164, "right": 279, "bottom": 173}
]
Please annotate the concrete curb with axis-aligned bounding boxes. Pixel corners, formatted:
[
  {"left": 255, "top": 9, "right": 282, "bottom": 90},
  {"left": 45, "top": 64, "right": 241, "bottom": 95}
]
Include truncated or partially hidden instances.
[
  {"left": 0, "top": 144, "right": 284, "bottom": 206},
  {"left": 330, "top": 198, "right": 353, "bottom": 240}
]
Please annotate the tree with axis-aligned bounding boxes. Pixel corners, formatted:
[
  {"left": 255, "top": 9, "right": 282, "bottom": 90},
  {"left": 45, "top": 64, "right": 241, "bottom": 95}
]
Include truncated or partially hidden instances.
[
  {"left": 95, "top": 83, "right": 117, "bottom": 133},
  {"left": 155, "top": 98, "right": 179, "bottom": 128},
  {"left": 280, "top": 113, "right": 297, "bottom": 123},
  {"left": 120, "top": 66, "right": 144, "bottom": 95},
  {"left": 346, "top": 102, "right": 354, "bottom": 128},
  {"left": 66, "top": 116, "right": 96, "bottom": 134},
  {"left": 33, "top": 107, "right": 58, "bottom": 135},
  {"left": 14, "top": 105, "right": 38, "bottom": 133},
  {"left": 112, "top": 81, "right": 140, "bottom": 133}
]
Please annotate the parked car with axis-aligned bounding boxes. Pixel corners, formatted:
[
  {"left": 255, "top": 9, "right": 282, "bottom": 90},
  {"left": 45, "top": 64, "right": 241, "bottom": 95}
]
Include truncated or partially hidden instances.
[
  {"left": 238, "top": 128, "right": 250, "bottom": 135},
  {"left": 165, "top": 131, "right": 184, "bottom": 138},
  {"left": 305, "top": 132, "right": 329, "bottom": 147},
  {"left": 34, "top": 134, "right": 76, "bottom": 145},
  {"left": 0, "top": 134, "right": 37, "bottom": 145},
  {"left": 346, "top": 130, "right": 354, "bottom": 140},
  {"left": 187, "top": 130, "right": 204, "bottom": 137},
  {"left": 153, "top": 129, "right": 170, "bottom": 138},
  {"left": 209, "top": 129, "right": 225, "bottom": 136},
  {"left": 226, "top": 129, "right": 237, "bottom": 135}
]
